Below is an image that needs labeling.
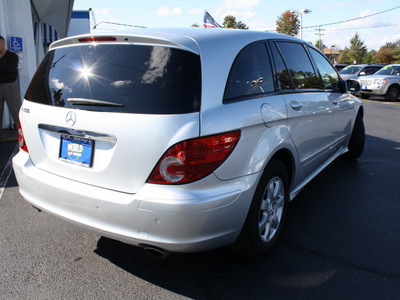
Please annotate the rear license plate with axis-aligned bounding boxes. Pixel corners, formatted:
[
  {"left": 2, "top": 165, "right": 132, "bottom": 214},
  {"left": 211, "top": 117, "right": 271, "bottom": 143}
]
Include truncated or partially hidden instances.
[{"left": 59, "top": 135, "right": 94, "bottom": 167}]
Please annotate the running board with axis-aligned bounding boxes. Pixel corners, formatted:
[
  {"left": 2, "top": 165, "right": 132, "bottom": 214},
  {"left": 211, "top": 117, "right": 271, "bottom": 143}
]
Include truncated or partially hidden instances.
[{"left": 290, "top": 147, "right": 348, "bottom": 201}]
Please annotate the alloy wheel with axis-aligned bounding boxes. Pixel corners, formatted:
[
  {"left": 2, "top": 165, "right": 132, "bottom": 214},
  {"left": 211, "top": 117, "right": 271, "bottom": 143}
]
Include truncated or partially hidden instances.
[
  {"left": 258, "top": 176, "right": 285, "bottom": 242},
  {"left": 387, "top": 86, "right": 400, "bottom": 102}
]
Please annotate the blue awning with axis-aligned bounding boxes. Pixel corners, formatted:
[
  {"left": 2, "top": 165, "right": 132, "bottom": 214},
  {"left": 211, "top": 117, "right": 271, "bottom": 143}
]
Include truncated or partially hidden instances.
[{"left": 34, "top": 22, "right": 59, "bottom": 45}]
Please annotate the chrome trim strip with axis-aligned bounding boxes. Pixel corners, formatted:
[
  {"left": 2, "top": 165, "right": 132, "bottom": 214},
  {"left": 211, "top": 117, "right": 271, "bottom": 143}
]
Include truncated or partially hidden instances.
[
  {"left": 38, "top": 124, "right": 117, "bottom": 143},
  {"left": 301, "top": 135, "right": 348, "bottom": 166}
]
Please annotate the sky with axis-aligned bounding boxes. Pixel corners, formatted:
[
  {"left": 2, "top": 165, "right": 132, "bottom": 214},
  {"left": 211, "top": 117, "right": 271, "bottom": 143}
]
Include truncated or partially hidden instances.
[{"left": 73, "top": 0, "right": 400, "bottom": 51}]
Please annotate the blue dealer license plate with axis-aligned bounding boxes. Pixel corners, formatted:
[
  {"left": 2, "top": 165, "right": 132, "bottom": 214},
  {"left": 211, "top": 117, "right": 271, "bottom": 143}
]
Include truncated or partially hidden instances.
[{"left": 59, "top": 135, "right": 94, "bottom": 167}]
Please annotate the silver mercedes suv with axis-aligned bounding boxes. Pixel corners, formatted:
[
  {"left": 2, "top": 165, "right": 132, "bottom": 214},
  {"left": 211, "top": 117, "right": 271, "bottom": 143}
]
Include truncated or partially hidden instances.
[{"left": 13, "top": 28, "right": 364, "bottom": 257}]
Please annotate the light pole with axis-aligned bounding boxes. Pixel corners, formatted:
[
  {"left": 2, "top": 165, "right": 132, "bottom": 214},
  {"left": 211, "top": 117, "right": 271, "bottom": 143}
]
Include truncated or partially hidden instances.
[{"left": 290, "top": 8, "right": 312, "bottom": 40}]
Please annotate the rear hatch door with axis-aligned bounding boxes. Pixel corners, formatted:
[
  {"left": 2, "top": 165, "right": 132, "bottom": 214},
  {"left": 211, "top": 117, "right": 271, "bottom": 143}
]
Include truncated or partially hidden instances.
[{"left": 21, "top": 38, "right": 201, "bottom": 194}]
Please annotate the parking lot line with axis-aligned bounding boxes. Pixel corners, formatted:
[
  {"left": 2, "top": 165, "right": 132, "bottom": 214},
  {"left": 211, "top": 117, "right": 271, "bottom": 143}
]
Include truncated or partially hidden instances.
[{"left": 0, "top": 144, "right": 18, "bottom": 200}]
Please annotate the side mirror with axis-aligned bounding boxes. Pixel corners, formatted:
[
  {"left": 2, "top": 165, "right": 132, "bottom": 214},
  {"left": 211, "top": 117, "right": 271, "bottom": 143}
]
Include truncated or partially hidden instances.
[
  {"left": 346, "top": 79, "right": 361, "bottom": 95},
  {"left": 359, "top": 71, "right": 366, "bottom": 76}
]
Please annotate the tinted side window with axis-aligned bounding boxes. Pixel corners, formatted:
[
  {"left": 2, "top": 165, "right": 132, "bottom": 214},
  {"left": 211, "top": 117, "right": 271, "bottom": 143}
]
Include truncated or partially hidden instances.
[
  {"left": 308, "top": 47, "right": 340, "bottom": 91},
  {"left": 373, "top": 67, "right": 382, "bottom": 73},
  {"left": 224, "top": 43, "right": 274, "bottom": 101},
  {"left": 364, "top": 67, "right": 380, "bottom": 75},
  {"left": 271, "top": 43, "right": 293, "bottom": 90},
  {"left": 363, "top": 67, "right": 373, "bottom": 75},
  {"left": 276, "top": 42, "right": 319, "bottom": 89}
]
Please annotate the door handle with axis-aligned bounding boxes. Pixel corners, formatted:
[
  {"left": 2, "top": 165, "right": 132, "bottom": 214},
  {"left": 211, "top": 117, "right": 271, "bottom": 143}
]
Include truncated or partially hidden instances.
[{"left": 290, "top": 101, "right": 303, "bottom": 110}]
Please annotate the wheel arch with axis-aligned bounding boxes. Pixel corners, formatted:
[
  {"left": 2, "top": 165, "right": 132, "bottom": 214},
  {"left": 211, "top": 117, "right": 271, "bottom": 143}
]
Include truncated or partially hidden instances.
[
  {"left": 388, "top": 83, "right": 400, "bottom": 90},
  {"left": 268, "top": 148, "right": 295, "bottom": 189}
]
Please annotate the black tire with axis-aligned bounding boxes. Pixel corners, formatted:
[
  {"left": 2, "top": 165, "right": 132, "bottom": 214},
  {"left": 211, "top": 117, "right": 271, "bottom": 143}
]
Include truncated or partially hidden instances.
[
  {"left": 385, "top": 85, "right": 400, "bottom": 102},
  {"left": 342, "top": 113, "right": 365, "bottom": 160},
  {"left": 359, "top": 93, "right": 370, "bottom": 99},
  {"left": 230, "top": 159, "right": 289, "bottom": 258}
]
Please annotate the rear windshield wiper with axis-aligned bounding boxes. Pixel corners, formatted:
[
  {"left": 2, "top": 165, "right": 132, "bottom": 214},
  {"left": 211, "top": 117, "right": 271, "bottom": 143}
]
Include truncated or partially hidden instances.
[{"left": 67, "top": 98, "right": 124, "bottom": 107}]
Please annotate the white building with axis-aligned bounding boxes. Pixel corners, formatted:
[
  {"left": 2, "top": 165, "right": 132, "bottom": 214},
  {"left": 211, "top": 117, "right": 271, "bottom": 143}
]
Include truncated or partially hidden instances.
[
  {"left": 68, "top": 10, "right": 91, "bottom": 37},
  {"left": 0, "top": 0, "right": 74, "bottom": 128}
]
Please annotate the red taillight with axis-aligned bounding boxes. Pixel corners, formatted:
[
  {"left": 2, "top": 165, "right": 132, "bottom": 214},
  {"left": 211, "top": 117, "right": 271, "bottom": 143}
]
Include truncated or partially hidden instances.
[
  {"left": 18, "top": 121, "right": 28, "bottom": 152},
  {"left": 78, "top": 36, "right": 117, "bottom": 43},
  {"left": 147, "top": 131, "right": 241, "bottom": 185}
]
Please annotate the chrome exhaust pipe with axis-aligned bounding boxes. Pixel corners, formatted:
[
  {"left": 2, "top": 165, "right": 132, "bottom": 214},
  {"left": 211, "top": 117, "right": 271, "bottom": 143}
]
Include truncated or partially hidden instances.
[{"left": 142, "top": 245, "right": 171, "bottom": 259}]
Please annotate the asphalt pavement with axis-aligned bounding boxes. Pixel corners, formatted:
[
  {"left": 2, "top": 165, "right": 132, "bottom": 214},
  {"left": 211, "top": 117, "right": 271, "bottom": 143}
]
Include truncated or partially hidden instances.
[{"left": 0, "top": 98, "right": 399, "bottom": 299}]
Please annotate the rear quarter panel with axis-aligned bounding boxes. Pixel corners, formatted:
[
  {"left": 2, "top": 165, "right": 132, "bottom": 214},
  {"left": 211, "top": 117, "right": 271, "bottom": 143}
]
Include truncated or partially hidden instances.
[{"left": 197, "top": 34, "right": 298, "bottom": 181}]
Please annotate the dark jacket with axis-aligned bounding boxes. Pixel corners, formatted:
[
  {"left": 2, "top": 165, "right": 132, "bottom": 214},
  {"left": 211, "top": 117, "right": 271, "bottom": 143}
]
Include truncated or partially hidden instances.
[{"left": 0, "top": 50, "right": 18, "bottom": 83}]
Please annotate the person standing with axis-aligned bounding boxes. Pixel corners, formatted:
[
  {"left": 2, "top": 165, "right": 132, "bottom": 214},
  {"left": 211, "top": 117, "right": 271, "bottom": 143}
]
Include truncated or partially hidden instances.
[{"left": 0, "top": 35, "right": 21, "bottom": 130}]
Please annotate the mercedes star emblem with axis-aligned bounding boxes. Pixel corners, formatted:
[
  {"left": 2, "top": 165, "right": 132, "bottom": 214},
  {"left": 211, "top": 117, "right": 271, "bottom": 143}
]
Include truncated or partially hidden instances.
[{"left": 66, "top": 111, "right": 76, "bottom": 126}]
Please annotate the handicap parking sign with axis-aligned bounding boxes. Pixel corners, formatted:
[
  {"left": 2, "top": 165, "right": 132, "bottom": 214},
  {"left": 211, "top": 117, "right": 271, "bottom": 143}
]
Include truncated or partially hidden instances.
[{"left": 10, "top": 37, "right": 23, "bottom": 52}]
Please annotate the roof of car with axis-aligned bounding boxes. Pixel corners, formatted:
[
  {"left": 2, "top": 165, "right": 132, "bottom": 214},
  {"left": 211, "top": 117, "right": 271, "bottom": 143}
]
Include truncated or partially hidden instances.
[
  {"left": 50, "top": 27, "right": 306, "bottom": 54},
  {"left": 347, "top": 64, "right": 385, "bottom": 67},
  {"left": 48, "top": 28, "right": 318, "bottom": 116}
]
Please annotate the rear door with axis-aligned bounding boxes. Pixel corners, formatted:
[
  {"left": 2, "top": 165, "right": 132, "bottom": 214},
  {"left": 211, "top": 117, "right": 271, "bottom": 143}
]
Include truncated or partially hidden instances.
[
  {"left": 271, "top": 41, "right": 335, "bottom": 185},
  {"left": 22, "top": 41, "right": 202, "bottom": 194}
]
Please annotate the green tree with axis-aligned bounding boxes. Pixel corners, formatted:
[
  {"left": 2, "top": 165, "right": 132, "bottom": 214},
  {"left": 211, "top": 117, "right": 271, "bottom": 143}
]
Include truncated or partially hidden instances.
[
  {"left": 276, "top": 10, "right": 300, "bottom": 36},
  {"left": 315, "top": 39, "right": 326, "bottom": 50},
  {"left": 191, "top": 23, "right": 199, "bottom": 27},
  {"left": 347, "top": 33, "right": 367, "bottom": 64},
  {"left": 364, "top": 50, "right": 379, "bottom": 64},
  {"left": 236, "top": 21, "right": 248, "bottom": 29},
  {"left": 223, "top": 15, "right": 248, "bottom": 29},
  {"left": 338, "top": 47, "right": 352, "bottom": 64}
]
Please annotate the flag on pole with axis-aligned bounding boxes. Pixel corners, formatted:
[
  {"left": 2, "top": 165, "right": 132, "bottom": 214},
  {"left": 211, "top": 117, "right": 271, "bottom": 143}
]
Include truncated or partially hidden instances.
[{"left": 203, "top": 10, "right": 222, "bottom": 28}]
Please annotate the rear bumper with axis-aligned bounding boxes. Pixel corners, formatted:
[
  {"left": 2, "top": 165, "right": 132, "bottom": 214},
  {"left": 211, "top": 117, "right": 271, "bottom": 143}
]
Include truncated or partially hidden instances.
[{"left": 12, "top": 150, "right": 259, "bottom": 253}]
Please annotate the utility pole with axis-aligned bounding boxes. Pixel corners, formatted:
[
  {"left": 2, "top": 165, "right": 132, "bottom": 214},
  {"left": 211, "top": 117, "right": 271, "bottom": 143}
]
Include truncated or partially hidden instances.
[{"left": 314, "top": 26, "right": 325, "bottom": 50}]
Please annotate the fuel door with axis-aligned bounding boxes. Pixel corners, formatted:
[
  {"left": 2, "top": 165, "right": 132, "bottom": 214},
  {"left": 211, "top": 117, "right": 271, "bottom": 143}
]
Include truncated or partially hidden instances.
[{"left": 260, "top": 103, "right": 278, "bottom": 127}]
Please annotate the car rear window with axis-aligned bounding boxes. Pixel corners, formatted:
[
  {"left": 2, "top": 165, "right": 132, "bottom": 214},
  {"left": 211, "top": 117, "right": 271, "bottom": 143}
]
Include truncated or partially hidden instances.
[{"left": 25, "top": 44, "right": 201, "bottom": 114}]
